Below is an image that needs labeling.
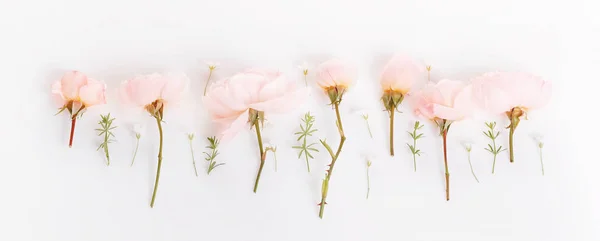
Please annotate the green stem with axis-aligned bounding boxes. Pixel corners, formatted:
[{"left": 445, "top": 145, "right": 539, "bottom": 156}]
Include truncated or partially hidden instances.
[
  {"left": 492, "top": 137, "right": 497, "bottom": 174},
  {"left": 413, "top": 129, "right": 417, "bottom": 172},
  {"left": 442, "top": 120, "right": 450, "bottom": 201},
  {"left": 366, "top": 165, "right": 371, "bottom": 199},
  {"left": 189, "top": 139, "right": 198, "bottom": 177},
  {"left": 539, "top": 146, "right": 544, "bottom": 176},
  {"left": 365, "top": 119, "right": 373, "bottom": 139},
  {"left": 304, "top": 137, "right": 311, "bottom": 172},
  {"left": 509, "top": 125, "right": 515, "bottom": 163},
  {"left": 131, "top": 136, "right": 140, "bottom": 167},
  {"left": 253, "top": 120, "right": 265, "bottom": 193},
  {"left": 150, "top": 117, "right": 164, "bottom": 208},
  {"left": 468, "top": 151, "right": 479, "bottom": 183},
  {"left": 389, "top": 110, "right": 395, "bottom": 156},
  {"left": 319, "top": 102, "right": 346, "bottom": 219},
  {"left": 203, "top": 69, "right": 214, "bottom": 96}
]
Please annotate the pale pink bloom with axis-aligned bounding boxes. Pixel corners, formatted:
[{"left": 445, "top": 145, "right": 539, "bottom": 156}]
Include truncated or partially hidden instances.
[
  {"left": 51, "top": 71, "right": 107, "bottom": 108},
  {"left": 204, "top": 69, "right": 307, "bottom": 141},
  {"left": 380, "top": 54, "right": 424, "bottom": 94},
  {"left": 52, "top": 71, "right": 106, "bottom": 147},
  {"left": 411, "top": 79, "right": 473, "bottom": 121},
  {"left": 471, "top": 72, "right": 551, "bottom": 114},
  {"left": 119, "top": 73, "right": 189, "bottom": 114},
  {"left": 316, "top": 59, "right": 357, "bottom": 89}
]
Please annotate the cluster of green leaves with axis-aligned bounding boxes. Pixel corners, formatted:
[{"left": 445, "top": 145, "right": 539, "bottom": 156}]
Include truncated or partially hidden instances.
[
  {"left": 483, "top": 121, "right": 506, "bottom": 173},
  {"left": 292, "top": 112, "right": 319, "bottom": 172},
  {"left": 204, "top": 136, "right": 225, "bottom": 174},
  {"left": 407, "top": 121, "right": 424, "bottom": 172},
  {"left": 96, "top": 113, "right": 117, "bottom": 166}
]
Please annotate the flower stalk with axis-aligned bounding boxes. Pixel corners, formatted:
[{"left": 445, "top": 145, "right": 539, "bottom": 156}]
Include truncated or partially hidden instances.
[
  {"left": 188, "top": 134, "right": 198, "bottom": 177},
  {"left": 252, "top": 116, "right": 266, "bottom": 193},
  {"left": 506, "top": 107, "right": 523, "bottom": 163},
  {"left": 318, "top": 101, "right": 346, "bottom": 219},
  {"left": 366, "top": 160, "right": 372, "bottom": 199},
  {"left": 361, "top": 114, "right": 373, "bottom": 139},
  {"left": 203, "top": 64, "right": 218, "bottom": 96},
  {"left": 436, "top": 119, "right": 452, "bottom": 201},
  {"left": 464, "top": 144, "right": 479, "bottom": 183},
  {"left": 381, "top": 90, "right": 404, "bottom": 156},
  {"left": 148, "top": 99, "right": 165, "bottom": 208},
  {"left": 131, "top": 133, "right": 141, "bottom": 166}
]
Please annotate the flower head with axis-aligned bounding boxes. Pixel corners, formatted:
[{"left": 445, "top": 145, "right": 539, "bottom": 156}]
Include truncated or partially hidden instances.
[
  {"left": 205, "top": 61, "right": 220, "bottom": 71},
  {"left": 298, "top": 61, "right": 309, "bottom": 75},
  {"left": 52, "top": 71, "right": 107, "bottom": 112},
  {"left": 380, "top": 54, "right": 424, "bottom": 95},
  {"left": 411, "top": 79, "right": 473, "bottom": 121},
  {"left": 204, "top": 69, "right": 307, "bottom": 141},
  {"left": 471, "top": 72, "right": 552, "bottom": 116},
  {"left": 119, "top": 72, "right": 189, "bottom": 120},
  {"left": 316, "top": 59, "right": 357, "bottom": 104}
]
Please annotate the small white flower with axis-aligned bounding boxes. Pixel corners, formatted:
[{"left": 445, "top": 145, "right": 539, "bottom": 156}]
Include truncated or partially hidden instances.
[
  {"left": 461, "top": 141, "right": 473, "bottom": 152},
  {"left": 531, "top": 133, "right": 544, "bottom": 148},
  {"left": 297, "top": 61, "right": 309, "bottom": 75},
  {"left": 205, "top": 61, "right": 220, "bottom": 70}
]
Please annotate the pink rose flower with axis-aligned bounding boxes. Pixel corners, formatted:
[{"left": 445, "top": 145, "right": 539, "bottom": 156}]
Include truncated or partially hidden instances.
[
  {"left": 316, "top": 59, "right": 357, "bottom": 104},
  {"left": 314, "top": 59, "right": 357, "bottom": 218},
  {"left": 410, "top": 79, "right": 474, "bottom": 202},
  {"left": 119, "top": 72, "right": 189, "bottom": 208},
  {"left": 471, "top": 72, "right": 552, "bottom": 163},
  {"left": 204, "top": 69, "right": 307, "bottom": 141},
  {"left": 204, "top": 68, "right": 307, "bottom": 193},
  {"left": 52, "top": 71, "right": 106, "bottom": 147},
  {"left": 380, "top": 54, "right": 424, "bottom": 156}
]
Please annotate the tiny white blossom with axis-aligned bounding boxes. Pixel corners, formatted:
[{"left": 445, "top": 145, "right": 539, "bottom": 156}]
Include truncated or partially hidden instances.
[
  {"left": 205, "top": 61, "right": 220, "bottom": 70},
  {"left": 461, "top": 141, "right": 473, "bottom": 152},
  {"left": 297, "top": 61, "right": 309, "bottom": 75},
  {"left": 133, "top": 123, "right": 145, "bottom": 137}
]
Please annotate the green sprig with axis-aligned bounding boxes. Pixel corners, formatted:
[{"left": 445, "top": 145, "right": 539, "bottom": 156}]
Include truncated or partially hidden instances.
[
  {"left": 265, "top": 146, "right": 278, "bottom": 172},
  {"left": 407, "top": 121, "right": 424, "bottom": 172},
  {"left": 361, "top": 114, "right": 373, "bottom": 139},
  {"left": 96, "top": 113, "right": 117, "bottom": 166},
  {"left": 204, "top": 136, "right": 225, "bottom": 175},
  {"left": 483, "top": 122, "right": 506, "bottom": 174},
  {"left": 292, "top": 112, "right": 319, "bottom": 172}
]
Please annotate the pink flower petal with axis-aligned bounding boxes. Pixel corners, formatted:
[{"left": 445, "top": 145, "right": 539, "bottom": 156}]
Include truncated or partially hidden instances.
[
  {"left": 60, "top": 71, "right": 88, "bottom": 100},
  {"left": 79, "top": 78, "right": 106, "bottom": 107}
]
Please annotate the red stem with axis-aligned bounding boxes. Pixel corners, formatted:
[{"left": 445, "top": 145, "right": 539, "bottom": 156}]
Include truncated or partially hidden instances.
[
  {"left": 69, "top": 117, "right": 76, "bottom": 148},
  {"left": 442, "top": 128, "right": 449, "bottom": 201}
]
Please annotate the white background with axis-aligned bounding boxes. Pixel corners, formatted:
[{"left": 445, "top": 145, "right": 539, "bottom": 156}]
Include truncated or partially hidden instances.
[{"left": 1, "top": 0, "right": 599, "bottom": 240}]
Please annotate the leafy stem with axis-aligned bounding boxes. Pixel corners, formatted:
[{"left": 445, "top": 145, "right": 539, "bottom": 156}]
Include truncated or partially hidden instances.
[
  {"left": 292, "top": 112, "right": 319, "bottom": 173},
  {"left": 483, "top": 122, "right": 506, "bottom": 174},
  {"left": 96, "top": 113, "right": 116, "bottom": 166},
  {"left": 204, "top": 136, "right": 224, "bottom": 175},
  {"left": 318, "top": 101, "right": 346, "bottom": 219},
  {"left": 407, "top": 121, "right": 424, "bottom": 172}
]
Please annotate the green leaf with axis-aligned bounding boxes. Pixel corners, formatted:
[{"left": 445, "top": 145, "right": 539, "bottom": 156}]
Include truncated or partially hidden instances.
[
  {"left": 292, "top": 146, "right": 303, "bottom": 149},
  {"left": 416, "top": 133, "right": 424, "bottom": 139}
]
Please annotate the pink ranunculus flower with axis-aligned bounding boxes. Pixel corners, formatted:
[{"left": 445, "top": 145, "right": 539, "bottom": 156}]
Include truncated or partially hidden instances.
[
  {"left": 52, "top": 71, "right": 107, "bottom": 147},
  {"left": 471, "top": 71, "right": 551, "bottom": 163},
  {"left": 410, "top": 79, "right": 474, "bottom": 202},
  {"left": 380, "top": 54, "right": 425, "bottom": 156},
  {"left": 119, "top": 72, "right": 189, "bottom": 208},
  {"left": 316, "top": 59, "right": 357, "bottom": 105},
  {"left": 204, "top": 68, "right": 307, "bottom": 193}
]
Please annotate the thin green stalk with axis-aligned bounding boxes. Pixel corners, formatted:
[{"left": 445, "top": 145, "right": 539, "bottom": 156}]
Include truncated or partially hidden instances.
[
  {"left": 492, "top": 138, "right": 497, "bottom": 174},
  {"left": 103, "top": 131, "right": 110, "bottom": 166},
  {"left": 131, "top": 134, "right": 140, "bottom": 166},
  {"left": 467, "top": 151, "right": 479, "bottom": 183},
  {"left": 509, "top": 125, "right": 515, "bottom": 163},
  {"left": 319, "top": 102, "right": 346, "bottom": 219},
  {"left": 539, "top": 145, "right": 544, "bottom": 176},
  {"left": 150, "top": 117, "right": 163, "bottom": 208},
  {"left": 203, "top": 69, "right": 214, "bottom": 96},
  {"left": 442, "top": 127, "right": 450, "bottom": 201},
  {"left": 253, "top": 120, "right": 265, "bottom": 193},
  {"left": 366, "top": 161, "right": 372, "bottom": 199},
  {"left": 389, "top": 110, "right": 395, "bottom": 156},
  {"left": 189, "top": 135, "right": 198, "bottom": 177}
]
